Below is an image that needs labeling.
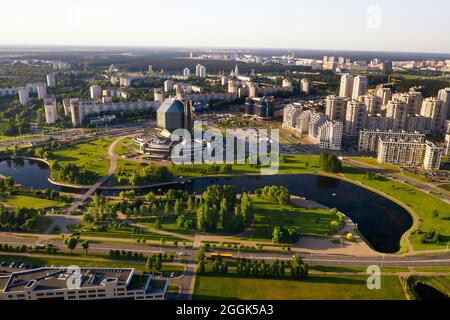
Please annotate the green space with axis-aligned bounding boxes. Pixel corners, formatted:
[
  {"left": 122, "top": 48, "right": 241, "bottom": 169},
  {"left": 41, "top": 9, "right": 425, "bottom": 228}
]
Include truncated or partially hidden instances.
[
  {"left": 68, "top": 222, "right": 185, "bottom": 243},
  {"left": 0, "top": 253, "right": 183, "bottom": 274},
  {"left": 48, "top": 138, "right": 114, "bottom": 184},
  {"left": 113, "top": 137, "right": 136, "bottom": 157},
  {"left": 239, "top": 198, "right": 339, "bottom": 240},
  {"left": 341, "top": 166, "right": 450, "bottom": 250},
  {"left": 0, "top": 195, "right": 66, "bottom": 209},
  {"left": 438, "top": 184, "right": 450, "bottom": 192},
  {"left": 350, "top": 157, "right": 430, "bottom": 183},
  {"left": 193, "top": 275, "right": 406, "bottom": 300}
]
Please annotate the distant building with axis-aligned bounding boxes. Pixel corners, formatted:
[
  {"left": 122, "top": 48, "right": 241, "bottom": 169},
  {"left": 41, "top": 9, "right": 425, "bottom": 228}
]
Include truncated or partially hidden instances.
[
  {"left": 154, "top": 89, "right": 164, "bottom": 102},
  {"left": 164, "top": 80, "right": 173, "bottom": 93},
  {"left": 90, "top": 85, "right": 102, "bottom": 99},
  {"left": 339, "top": 74, "right": 354, "bottom": 98},
  {"left": 62, "top": 98, "right": 71, "bottom": 117},
  {"left": 351, "top": 76, "right": 368, "bottom": 100},
  {"left": 156, "top": 98, "right": 186, "bottom": 132},
  {"left": 244, "top": 96, "right": 274, "bottom": 119},
  {"left": 18, "top": 87, "right": 29, "bottom": 106},
  {"left": 183, "top": 68, "right": 191, "bottom": 78},
  {"left": 386, "top": 100, "right": 408, "bottom": 131},
  {"left": 70, "top": 98, "right": 83, "bottom": 127},
  {"left": 375, "top": 86, "right": 392, "bottom": 105},
  {"left": 196, "top": 64, "right": 206, "bottom": 78},
  {"left": 300, "top": 78, "right": 311, "bottom": 95},
  {"left": 36, "top": 83, "right": 47, "bottom": 99},
  {"left": 43, "top": 97, "right": 57, "bottom": 124},
  {"left": 46, "top": 73, "right": 56, "bottom": 87},
  {"left": 420, "top": 98, "right": 446, "bottom": 132}
]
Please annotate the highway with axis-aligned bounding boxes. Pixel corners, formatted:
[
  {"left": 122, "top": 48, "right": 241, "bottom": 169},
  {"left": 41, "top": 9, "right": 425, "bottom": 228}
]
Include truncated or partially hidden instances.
[{"left": 1, "top": 234, "right": 449, "bottom": 268}]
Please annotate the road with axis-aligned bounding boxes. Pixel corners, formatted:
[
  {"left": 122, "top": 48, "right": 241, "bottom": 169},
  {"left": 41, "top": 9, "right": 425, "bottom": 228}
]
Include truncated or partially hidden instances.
[{"left": 1, "top": 233, "right": 449, "bottom": 268}]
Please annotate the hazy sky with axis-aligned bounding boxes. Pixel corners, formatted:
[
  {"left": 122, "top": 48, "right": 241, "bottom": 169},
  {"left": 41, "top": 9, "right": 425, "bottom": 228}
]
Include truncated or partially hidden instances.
[{"left": 1, "top": 0, "right": 450, "bottom": 53}]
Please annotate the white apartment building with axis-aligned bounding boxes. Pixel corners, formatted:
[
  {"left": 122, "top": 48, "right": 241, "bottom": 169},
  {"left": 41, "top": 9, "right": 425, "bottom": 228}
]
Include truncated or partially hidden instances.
[
  {"left": 392, "top": 91, "right": 423, "bottom": 115},
  {"left": 0, "top": 88, "right": 18, "bottom": 97},
  {"left": 345, "top": 100, "right": 367, "bottom": 137},
  {"left": 308, "top": 112, "right": 328, "bottom": 138},
  {"left": 339, "top": 74, "right": 354, "bottom": 98},
  {"left": 377, "top": 138, "right": 426, "bottom": 167},
  {"left": 0, "top": 267, "right": 167, "bottom": 301},
  {"left": 282, "top": 103, "right": 304, "bottom": 129},
  {"left": 47, "top": 73, "right": 56, "bottom": 87},
  {"left": 164, "top": 80, "right": 173, "bottom": 93},
  {"left": 375, "top": 86, "right": 392, "bottom": 106},
  {"left": 18, "top": 87, "right": 29, "bottom": 106},
  {"left": 420, "top": 98, "right": 446, "bottom": 132},
  {"left": 300, "top": 78, "right": 311, "bottom": 94},
  {"left": 423, "top": 141, "right": 443, "bottom": 171},
  {"left": 196, "top": 64, "right": 206, "bottom": 78},
  {"left": 325, "top": 95, "right": 347, "bottom": 124},
  {"left": 362, "top": 94, "right": 382, "bottom": 114},
  {"left": 154, "top": 89, "right": 164, "bottom": 102},
  {"left": 351, "top": 76, "right": 368, "bottom": 100},
  {"left": 183, "top": 68, "right": 191, "bottom": 78},
  {"left": 358, "top": 130, "right": 425, "bottom": 153},
  {"left": 318, "top": 121, "right": 343, "bottom": 150},
  {"left": 43, "top": 97, "right": 57, "bottom": 124},
  {"left": 386, "top": 100, "right": 408, "bottom": 131},
  {"left": 70, "top": 98, "right": 83, "bottom": 127},
  {"left": 90, "top": 85, "right": 102, "bottom": 99},
  {"left": 36, "top": 83, "right": 47, "bottom": 99},
  {"left": 365, "top": 115, "right": 392, "bottom": 131}
]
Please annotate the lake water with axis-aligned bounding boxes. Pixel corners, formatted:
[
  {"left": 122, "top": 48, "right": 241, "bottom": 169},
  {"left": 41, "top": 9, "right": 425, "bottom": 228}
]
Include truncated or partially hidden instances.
[{"left": 0, "top": 159, "right": 413, "bottom": 253}]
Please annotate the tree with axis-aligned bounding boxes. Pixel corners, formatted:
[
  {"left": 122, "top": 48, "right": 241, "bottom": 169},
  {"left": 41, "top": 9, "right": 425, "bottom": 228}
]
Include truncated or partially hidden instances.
[
  {"left": 319, "top": 152, "right": 342, "bottom": 173},
  {"left": 145, "top": 192, "right": 156, "bottom": 203},
  {"left": 81, "top": 240, "right": 90, "bottom": 254},
  {"left": 64, "top": 236, "right": 78, "bottom": 253},
  {"left": 196, "top": 246, "right": 206, "bottom": 262},
  {"left": 146, "top": 257, "right": 154, "bottom": 272},
  {"left": 154, "top": 218, "right": 161, "bottom": 229},
  {"left": 197, "top": 260, "right": 205, "bottom": 274}
]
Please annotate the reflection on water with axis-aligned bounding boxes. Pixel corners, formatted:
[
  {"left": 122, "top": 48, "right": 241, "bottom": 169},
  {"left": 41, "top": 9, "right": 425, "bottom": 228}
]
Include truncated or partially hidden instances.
[{"left": 0, "top": 159, "right": 413, "bottom": 253}]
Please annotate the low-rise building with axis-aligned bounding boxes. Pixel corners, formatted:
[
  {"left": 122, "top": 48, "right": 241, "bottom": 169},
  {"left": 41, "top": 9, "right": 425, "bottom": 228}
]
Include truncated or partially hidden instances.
[{"left": 0, "top": 267, "right": 167, "bottom": 301}]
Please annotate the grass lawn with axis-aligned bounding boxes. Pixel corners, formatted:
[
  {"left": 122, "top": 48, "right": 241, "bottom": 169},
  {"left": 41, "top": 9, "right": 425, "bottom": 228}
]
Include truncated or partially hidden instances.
[
  {"left": 193, "top": 275, "right": 406, "bottom": 300},
  {"left": 68, "top": 222, "right": 185, "bottom": 243},
  {"left": 350, "top": 157, "right": 430, "bottom": 183},
  {"left": 168, "top": 154, "right": 321, "bottom": 177},
  {"left": 437, "top": 184, "right": 450, "bottom": 192},
  {"left": 0, "top": 195, "right": 66, "bottom": 209},
  {"left": 114, "top": 137, "right": 137, "bottom": 157},
  {"left": 341, "top": 166, "right": 450, "bottom": 250},
  {"left": 49, "top": 138, "right": 114, "bottom": 183},
  {"left": 0, "top": 254, "right": 184, "bottom": 274},
  {"left": 240, "top": 198, "right": 338, "bottom": 240}
]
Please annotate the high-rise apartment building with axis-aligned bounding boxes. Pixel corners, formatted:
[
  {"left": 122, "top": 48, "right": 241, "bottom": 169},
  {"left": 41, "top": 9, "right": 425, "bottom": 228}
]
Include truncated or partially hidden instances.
[
  {"left": 90, "top": 85, "right": 102, "bottom": 99},
  {"left": 386, "top": 100, "right": 408, "bottom": 131},
  {"left": 420, "top": 98, "right": 446, "bottom": 132},
  {"left": 351, "top": 76, "right": 368, "bottom": 100},
  {"left": 363, "top": 94, "right": 382, "bottom": 114},
  {"left": 318, "top": 121, "right": 343, "bottom": 150},
  {"left": 47, "top": 73, "right": 56, "bottom": 87},
  {"left": 358, "top": 130, "right": 425, "bottom": 153},
  {"left": 325, "top": 95, "right": 347, "bottom": 123},
  {"left": 43, "top": 97, "right": 57, "bottom": 124},
  {"left": 345, "top": 100, "right": 367, "bottom": 137},
  {"left": 70, "top": 98, "right": 83, "bottom": 127},
  {"left": 339, "top": 74, "right": 354, "bottom": 98},
  {"left": 196, "top": 64, "right": 206, "bottom": 78}
]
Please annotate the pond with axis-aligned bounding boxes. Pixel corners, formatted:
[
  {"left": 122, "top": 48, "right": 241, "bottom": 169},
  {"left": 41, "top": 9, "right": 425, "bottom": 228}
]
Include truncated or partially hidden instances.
[{"left": 0, "top": 159, "right": 413, "bottom": 253}]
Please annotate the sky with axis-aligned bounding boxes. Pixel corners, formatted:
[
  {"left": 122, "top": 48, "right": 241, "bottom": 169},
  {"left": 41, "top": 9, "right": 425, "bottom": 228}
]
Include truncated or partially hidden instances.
[{"left": 1, "top": 0, "right": 450, "bottom": 53}]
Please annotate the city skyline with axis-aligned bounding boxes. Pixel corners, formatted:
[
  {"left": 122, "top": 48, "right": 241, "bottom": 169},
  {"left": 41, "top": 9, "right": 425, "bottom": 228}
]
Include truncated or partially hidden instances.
[{"left": 1, "top": 0, "right": 450, "bottom": 53}]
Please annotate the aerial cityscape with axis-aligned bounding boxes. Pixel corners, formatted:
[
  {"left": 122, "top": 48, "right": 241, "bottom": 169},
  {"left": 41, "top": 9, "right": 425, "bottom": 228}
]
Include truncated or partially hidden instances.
[{"left": 0, "top": 0, "right": 449, "bottom": 311}]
